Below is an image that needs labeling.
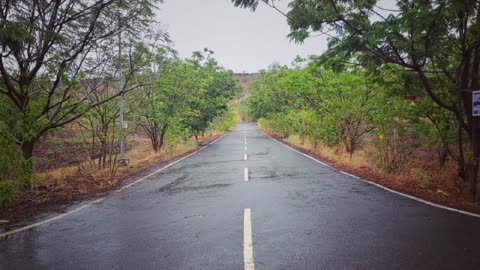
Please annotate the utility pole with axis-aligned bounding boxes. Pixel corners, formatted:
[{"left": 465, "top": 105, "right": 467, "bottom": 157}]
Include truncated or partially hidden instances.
[{"left": 118, "top": 27, "right": 128, "bottom": 166}]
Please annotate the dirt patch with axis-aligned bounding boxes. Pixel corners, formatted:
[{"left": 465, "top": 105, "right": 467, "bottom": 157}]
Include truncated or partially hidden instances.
[
  {"left": 265, "top": 131, "right": 480, "bottom": 215},
  {"left": 0, "top": 133, "right": 225, "bottom": 230}
]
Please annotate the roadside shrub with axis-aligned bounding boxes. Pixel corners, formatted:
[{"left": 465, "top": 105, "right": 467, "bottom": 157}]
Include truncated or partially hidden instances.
[
  {"left": 208, "top": 105, "right": 236, "bottom": 132},
  {"left": 0, "top": 182, "right": 16, "bottom": 208},
  {"left": 260, "top": 113, "right": 291, "bottom": 138},
  {"left": 257, "top": 118, "right": 270, "bottom": 130},
  {"left": 0, "top": 132, "right": 28, "bottom": 207},
  {"left": 372, "top": 123, "right": 411, "bottom": 173},
  {"left": 411, "top": 168, "right": 432, "bottom": 189},
  {"left": 0, "top": 134, "right": 22, "bottom": 182},
  {"left": 287, "top": 110, "right": 319, "bottom": 145}
]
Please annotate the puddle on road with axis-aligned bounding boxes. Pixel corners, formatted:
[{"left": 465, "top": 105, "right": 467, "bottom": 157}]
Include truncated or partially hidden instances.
[
  {"left": 250, "top": 168, "right": 306, "bottom": 180},
  {"left": 250, "top": 148, "right": 271, "bottom": 156},
  {"left": 157, "top": 173, "right": 190, "bottom": 193},
  {"left": 160, "top": 159, "right": 238, "bottom": 174},
  {"left": 158, "top": 182, "right": 232, "bottom": 195}
]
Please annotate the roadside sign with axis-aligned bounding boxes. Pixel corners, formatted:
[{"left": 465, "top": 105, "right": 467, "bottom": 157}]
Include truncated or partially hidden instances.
[{"left": 474, "top": 90, "right": 480, "bottom": 116}]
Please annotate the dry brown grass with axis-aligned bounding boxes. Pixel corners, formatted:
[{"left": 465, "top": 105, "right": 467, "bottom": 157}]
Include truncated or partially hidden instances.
[
  {"left": 32, "top": 132, "right": 215, "bottom": 194},
  {"left": 0, "top": 131, "right": 225, "bottom": 224},
  {"left": 0, "top": 130, "right": 231, "bottom": 224},
  {"left": 286, "top": 134, "right": 373, "bottom": 169},
  {"left": 284, "top": 134, "right": 461, "bottom": 196},
  {"left": 33, "top": 166, "right": 78, "bottom": 191}
]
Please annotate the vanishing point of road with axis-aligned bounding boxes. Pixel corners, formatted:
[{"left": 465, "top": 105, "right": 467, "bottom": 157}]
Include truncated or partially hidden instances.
[{"left": 1, "top": 123, "right": 480, "bottom": 270}]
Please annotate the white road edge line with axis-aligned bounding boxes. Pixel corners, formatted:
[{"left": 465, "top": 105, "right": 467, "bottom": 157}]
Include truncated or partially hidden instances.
[
  {"left": 244, "top": 208, "right": 255, "bottom": 270},
  {"left": 265, "top": 132, "right": 480, "bottom": 218},
  {"left": 0, "top": 131, "right": 231, "bottom": 239},
  {"left": 0, "top": 198, "right": 104, "bottom": 239},
  {"left": 244, "top": 168, "right": 249, "bottom": 182},
  {"left": 340, "top": 171, "right": 361, "bottom": 179},
  {"left": 266, "top": 134, "right": 330, "bottom": 168}
]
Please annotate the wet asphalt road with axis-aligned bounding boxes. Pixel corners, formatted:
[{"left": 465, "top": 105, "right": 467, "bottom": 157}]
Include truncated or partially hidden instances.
[{"left": 1, "top": 123, "right": 480, "bottom": 270}]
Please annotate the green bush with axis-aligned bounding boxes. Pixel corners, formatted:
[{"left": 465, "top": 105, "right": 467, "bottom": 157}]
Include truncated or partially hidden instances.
[
  {"left": 0, "top": 182, "right": 16, "bottom": 208},
  {"left": 260, "top": 113, "right": 292, "bottom": 138},
  {"left": 209, "top": 105, "right": 236, "bottom": 132},
  {"left": 411, "top": 168, "right": 432, "bottom": 189},
  {"left": 372, "top": 123, "right": 411, "bottom": 173}
]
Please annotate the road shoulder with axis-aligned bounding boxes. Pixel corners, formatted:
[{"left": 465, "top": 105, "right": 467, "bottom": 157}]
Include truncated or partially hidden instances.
[
  {"left": 263, "top": 130, "right": 480, "bottom": 216},
  {"left": 0, "top": 133, "right": 227, "bottom": 232}
]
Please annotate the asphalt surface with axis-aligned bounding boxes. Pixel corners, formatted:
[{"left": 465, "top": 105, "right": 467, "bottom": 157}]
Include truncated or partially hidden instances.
[{"left": 1, "top": 123, "right": 480, "bottom": 270}]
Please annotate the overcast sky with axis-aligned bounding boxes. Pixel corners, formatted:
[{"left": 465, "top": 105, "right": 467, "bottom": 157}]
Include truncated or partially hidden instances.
[{"left": 156, "top": 0, "right": 328, "bottom": 73}]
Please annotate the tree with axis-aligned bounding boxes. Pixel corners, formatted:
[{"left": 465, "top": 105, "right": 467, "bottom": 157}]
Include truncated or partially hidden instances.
[
  {"left": 182, "top": 50, "right": 240, "bottom": 138},
  {"left": 232, "top": 0, "right": 480, "bottom": 197},
  {"left": 249, "top": 63, "right": 378, "bottom": 155},
  {"left": 247, "top": 65, "right": 292, "bottom": 120},
  {"left": 0, "top": 0, "right": 159, "bottom": 187},
  {"left": 133, "top": 49, "right": 241, "bottom": 152}
]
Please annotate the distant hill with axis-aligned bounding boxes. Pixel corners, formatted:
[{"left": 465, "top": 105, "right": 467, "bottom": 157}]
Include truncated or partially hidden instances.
[{"left": 234, "top": 73, "right": 258, "bottom": 95}]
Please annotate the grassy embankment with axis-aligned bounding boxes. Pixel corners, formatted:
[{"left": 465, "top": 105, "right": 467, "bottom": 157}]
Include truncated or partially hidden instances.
[
  {"left": 0, "top": 130, "right": 225, "bottom": 224},
  {"left": 259, "top": 122, "right": 480, "bottom": 214}
]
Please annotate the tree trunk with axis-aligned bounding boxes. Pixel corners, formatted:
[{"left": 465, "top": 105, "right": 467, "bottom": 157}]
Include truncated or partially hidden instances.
[
  {"left": 158, "top": 123, "right": 169, "bottom": 152},
  {"left": 21, "top": 141, "right": 34, "bottom": 161},
  {"left": 471, "top": 118, "right": 480, "bottom": 199},
  {"left": 460, "top": 98, "right": 480, "bottom": 199},
  {"left": 150, "top": 127, "right": 160, "bottom": 153},
  {"left": 462, "top": 162, "right": 479, "bottom": 198},
  {"left": 471, "top": 42, "right": 480, "bottom": 199},
  {"left": 19, "top": 140, "right": 35, "bottom": 189},
  {"left": 462, "top": 41, "right": 480, "bottom": 199},
  {"left": 439, "top": 141, "right": 448, "bottom": 167}
]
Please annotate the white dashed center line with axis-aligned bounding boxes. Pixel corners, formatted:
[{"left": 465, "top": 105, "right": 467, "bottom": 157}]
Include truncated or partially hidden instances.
[
  {"left": 244, "top": 208, "right": 255, "bottom": 270},
  {"left": 243, "top": 129, "right": 254, "bottom": 268}
]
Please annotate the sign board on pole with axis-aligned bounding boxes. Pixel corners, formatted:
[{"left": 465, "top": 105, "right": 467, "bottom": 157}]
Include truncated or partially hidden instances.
[{"left": 474, "top": 90, "right": 480, "bottom": 117}]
